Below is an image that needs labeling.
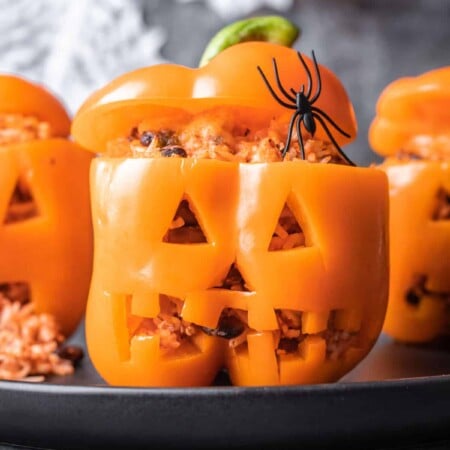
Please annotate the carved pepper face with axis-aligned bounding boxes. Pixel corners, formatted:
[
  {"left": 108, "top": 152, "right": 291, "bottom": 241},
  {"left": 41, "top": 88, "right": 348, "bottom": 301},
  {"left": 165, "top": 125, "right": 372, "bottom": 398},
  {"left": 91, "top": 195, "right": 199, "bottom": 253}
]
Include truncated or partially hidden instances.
[
  {"left": 370, "top": 67, "right": 450, "bottom": 343},
  {"left": 0, "top": 75, "right": 93, "bottom": 336},
  {"left": 73, "top": 42, "right": 389, "bottom": 386}
]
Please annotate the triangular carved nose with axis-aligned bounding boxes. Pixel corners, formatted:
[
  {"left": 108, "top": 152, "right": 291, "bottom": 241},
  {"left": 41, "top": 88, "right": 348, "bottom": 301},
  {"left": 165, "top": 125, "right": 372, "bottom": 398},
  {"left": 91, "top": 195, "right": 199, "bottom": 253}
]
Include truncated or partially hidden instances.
[
  {"left": 162, "top": 198, "right": 207, "bottom": 243},
  {"left": 3, "top": 176, "right": 39, "bottom": 224},
  {"left": 217, "top": 263, "right": 250, "bottom": 292}
]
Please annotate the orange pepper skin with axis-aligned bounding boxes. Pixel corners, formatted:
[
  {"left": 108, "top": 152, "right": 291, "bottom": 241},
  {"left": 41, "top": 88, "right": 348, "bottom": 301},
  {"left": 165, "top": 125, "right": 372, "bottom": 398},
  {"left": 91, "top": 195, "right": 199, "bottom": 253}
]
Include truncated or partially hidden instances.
[
  {"left": 86, "top": 158, "right": 388, "bottom": 387},
  {"left": 71, "top": 42, "right": 357, "bottom": 153},
  {"left": 0, "top": 76, "right": 93, "bottom": 336},
  {"left": 369, "top": 68, "right": 450, "bottom": 343}
]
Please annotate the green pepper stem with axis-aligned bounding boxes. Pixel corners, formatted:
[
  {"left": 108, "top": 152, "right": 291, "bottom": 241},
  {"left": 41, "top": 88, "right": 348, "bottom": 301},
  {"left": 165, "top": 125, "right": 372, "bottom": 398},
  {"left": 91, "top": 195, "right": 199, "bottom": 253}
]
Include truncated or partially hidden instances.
[{"left": 199, "top": 15, "right": 300, "bottom": 67}]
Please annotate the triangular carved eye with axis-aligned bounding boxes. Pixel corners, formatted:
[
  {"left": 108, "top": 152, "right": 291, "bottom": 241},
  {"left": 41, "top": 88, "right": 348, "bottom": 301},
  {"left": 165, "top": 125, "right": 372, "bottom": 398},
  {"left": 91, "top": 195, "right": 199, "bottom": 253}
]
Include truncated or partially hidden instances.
[
  {"left": 162, "top": 198, "right": 208, "bottom": 244},
  {"left": 432, "top": 187, "right": 450, "bottom": 221},
  {"left": 268, "top": 202, "right": 306, "bottom": 251},
  {"left": 3, "top": 177, "right": 39, "bottom": 225}
]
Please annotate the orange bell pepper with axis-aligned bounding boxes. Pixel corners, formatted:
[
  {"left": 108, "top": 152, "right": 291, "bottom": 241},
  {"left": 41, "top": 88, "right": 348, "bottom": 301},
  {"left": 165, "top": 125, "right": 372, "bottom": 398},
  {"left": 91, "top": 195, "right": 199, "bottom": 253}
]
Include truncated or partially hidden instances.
[
  {"left": 369, "top": 67, "right": 450, "bottom": 343},
  {"left": 73, "top": 42, "right": 389, "bottom": 387},
  {"left": 0, "top": 75, "right": 93, "bottom": 336}
]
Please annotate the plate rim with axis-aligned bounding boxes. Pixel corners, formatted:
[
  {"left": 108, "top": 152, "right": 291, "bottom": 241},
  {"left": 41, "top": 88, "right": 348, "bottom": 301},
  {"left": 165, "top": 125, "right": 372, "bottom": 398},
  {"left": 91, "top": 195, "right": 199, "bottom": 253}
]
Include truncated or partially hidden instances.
[
  {"left": 1, "top": 371, "right": 450, "bottom": 395},
  {"left": 1, "top": 373, "right": 450, "bottom": 449}
]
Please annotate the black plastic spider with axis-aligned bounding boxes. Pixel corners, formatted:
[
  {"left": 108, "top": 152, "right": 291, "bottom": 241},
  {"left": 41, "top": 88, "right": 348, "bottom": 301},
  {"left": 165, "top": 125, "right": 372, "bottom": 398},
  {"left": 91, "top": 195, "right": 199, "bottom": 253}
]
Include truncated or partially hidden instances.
[{"left": 257, "top": 50, "right": 355, "bottom": 165}]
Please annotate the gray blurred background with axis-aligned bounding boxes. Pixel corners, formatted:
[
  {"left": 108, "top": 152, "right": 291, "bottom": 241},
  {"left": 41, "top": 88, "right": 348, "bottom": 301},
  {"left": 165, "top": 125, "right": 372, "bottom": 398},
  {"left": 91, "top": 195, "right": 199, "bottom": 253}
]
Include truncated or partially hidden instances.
[{"left": 1, "top": 0, "right": 449, "bottom": 165}]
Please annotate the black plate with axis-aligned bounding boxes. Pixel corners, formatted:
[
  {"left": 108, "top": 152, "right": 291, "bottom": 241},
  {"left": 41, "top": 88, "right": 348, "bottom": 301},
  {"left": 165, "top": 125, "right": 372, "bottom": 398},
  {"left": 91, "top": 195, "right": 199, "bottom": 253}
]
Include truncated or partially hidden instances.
[{"left": 1, "top": 321, "right": 450, "bottom": 450}]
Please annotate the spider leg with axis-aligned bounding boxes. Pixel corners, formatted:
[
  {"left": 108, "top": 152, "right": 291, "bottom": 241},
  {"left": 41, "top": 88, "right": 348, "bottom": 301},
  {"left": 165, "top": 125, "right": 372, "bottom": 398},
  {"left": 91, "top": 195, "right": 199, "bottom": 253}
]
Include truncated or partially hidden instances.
[
  {"left": 309, "top": 51, "right": 322, "bottom": 104},
  {"left": 311, "top": 107, "right": 351, "bottom": 137},
  {"left": 312, "top": 113, "right": 355, "bottom": 166},
  {"left": 257, "top": 66, "right": 296, "bottom": 110},
  {"left": 297, "top": 52, "right": 312, "bottom": 99},
  {"left": 296, "top": 115, "right": 306, "bottom": 160},
  {"left": 282, "top": 111, "right": 300, "bottom": 158},
  {"left": 272, "top": 58, "right": 296, "bottom": 103},
  {"left": 291, "top": 84, "right": 305, "bottom": 96}
]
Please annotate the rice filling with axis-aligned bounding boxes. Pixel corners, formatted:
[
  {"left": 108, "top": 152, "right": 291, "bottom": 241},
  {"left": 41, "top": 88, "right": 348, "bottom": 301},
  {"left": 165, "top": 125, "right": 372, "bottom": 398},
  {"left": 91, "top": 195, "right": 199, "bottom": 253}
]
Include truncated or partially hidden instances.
[
  {"left": 106, "top": 107, "right": 349, "bottom": 164},
  {"left": 0, "top": 293, "right": 81, "bottom": 382}
]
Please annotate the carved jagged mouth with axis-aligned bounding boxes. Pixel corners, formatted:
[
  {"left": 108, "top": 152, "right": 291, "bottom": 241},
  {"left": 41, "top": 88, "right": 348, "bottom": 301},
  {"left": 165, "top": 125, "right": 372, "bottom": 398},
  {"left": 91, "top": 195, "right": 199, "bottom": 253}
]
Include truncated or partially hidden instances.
[
  {"left": 116, "top": 288, "right": 363, "bottom": 363},
  {"left": 405, "top": 275, "right": 450, "bottom": 307},
  {"left": 115, "top": 255, "right": 362, "bottom": 362}
]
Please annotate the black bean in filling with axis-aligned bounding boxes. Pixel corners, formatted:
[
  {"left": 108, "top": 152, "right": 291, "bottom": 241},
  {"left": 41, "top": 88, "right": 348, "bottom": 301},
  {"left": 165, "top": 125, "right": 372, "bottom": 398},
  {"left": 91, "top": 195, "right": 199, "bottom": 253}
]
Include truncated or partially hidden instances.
[
  {"left": 201, "top": 314, "right": 245, "bottom": 339},
  {"left": 139, "top": 131, "right": 154, "bottom": 146},
  {"left": 160, "top": 146, "right": 187, "bottom": 158},
  {"left": 128, "top": 127, "right": 179, "bottom": 148}
]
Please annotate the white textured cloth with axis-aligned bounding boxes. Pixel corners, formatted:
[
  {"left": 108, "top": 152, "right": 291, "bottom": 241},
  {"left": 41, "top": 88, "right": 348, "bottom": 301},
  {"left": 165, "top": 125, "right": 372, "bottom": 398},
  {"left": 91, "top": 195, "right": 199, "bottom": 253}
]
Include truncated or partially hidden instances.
[
  {"left": 0, "top": 0, "right": 166, "bottom": 115},
  {"left": 177, "top": 0, "right": 292, "bottom": 18}
]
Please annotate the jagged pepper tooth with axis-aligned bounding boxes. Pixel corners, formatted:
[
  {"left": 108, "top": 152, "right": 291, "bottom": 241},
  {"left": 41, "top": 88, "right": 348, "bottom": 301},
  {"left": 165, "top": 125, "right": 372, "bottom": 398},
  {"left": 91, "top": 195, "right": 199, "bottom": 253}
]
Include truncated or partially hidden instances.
[
  {"left": 370, "top": 67, "right": 450, "bottom": 343},
  {"left": 72, "top": 41, "right": 389, "bottom": 387},
  {"left": 0, "top": 75, "right": 93, "bottom": 336}
]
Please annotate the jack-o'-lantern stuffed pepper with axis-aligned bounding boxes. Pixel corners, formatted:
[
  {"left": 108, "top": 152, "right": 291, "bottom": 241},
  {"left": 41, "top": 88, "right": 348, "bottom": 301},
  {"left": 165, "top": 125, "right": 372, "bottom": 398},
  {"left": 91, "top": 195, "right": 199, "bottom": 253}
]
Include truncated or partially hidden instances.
[
  {"left": 72, "top": 34, "right": 389, "bottom": 387},
  {"left": 0, "top": 75, "right": 93, "bottom": 340},
  {"left": 369, "top": 67, "right": 450, "bottom": 343}
]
